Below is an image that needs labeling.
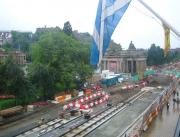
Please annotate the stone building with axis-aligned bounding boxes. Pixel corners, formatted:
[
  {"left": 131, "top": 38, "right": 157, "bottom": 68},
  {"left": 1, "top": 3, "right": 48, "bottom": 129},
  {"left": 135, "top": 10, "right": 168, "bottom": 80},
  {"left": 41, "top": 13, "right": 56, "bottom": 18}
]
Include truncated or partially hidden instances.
[
  {"left": 36, "top": 26, "right": 61, "bottom": 34},
  {"left": 0, "top": 31, "right": 12, "bottom": 47},
  {"left": 0, "top": 48, "right": 26, "bottom": 65},
  {"left": 101, "top": 41, "right": 147, "bottom": 75}
]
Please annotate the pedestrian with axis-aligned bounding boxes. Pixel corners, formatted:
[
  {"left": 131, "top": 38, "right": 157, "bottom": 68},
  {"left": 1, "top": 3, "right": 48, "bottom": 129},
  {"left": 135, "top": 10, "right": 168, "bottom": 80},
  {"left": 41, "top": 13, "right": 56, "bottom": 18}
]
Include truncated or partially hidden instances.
[
  {"left": 177, "top": 97, "right": 180, "bottom": 104},
  {"left": 173, "top": 97, "right": 176, "bottom": 106},
  {"left": 173, "top": 90, "right": 176, "bottom": 96},
  {"left": 173, "top": 97, "right": 176, "bottom": 103},
  {"left": 160, "top": 105, "right": 163, "bottom": 114},
  {"left": 167, "top": 102, "right": 170, "bottom": 110}
]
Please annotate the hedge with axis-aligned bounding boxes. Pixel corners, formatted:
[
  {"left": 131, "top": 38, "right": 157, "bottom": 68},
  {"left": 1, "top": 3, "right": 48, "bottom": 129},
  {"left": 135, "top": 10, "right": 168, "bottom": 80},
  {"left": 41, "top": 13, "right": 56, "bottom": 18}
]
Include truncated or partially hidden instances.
[{"left": 0, "top": 99, "right": 16, "bottom": 110}]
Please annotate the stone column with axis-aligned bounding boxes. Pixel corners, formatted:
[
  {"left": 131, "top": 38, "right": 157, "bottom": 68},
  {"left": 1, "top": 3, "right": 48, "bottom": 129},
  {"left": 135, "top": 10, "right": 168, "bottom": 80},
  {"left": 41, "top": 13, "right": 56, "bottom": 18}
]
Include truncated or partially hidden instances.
[
  {"left": 131, "top": 60, "right": 133, "bottom": 74},
  {"left": 144, "top": 59, "right": 147, "bottom": 70},
  {"left": 134, "top": 60, "right": 137, "bottom": 73},
  {"left": 124, "top": 60, "right": 126, "bottom": 73},
  {"left": 116, "top": 60, "right": 118, "bottom": 73},
  {"left": 116, "top": 61, "right": 119, "bottom": 73},
  {"left": 126, "top": 60, "right": 129, "bottom": 73},
  {"left": 140, "top": 61, "right": 142, "bottom": 72},
  {"left": 122, "top": 60, "right": 126, "bottom": 73},
  {"left": 136, "top": 60, "right": 141, "bottom": 73},
  {"left": 121, "top": 60, "right": 124, "bottom": 72},
  {"left": 118, "top": 60, "right": 121, "bottom": 73}
]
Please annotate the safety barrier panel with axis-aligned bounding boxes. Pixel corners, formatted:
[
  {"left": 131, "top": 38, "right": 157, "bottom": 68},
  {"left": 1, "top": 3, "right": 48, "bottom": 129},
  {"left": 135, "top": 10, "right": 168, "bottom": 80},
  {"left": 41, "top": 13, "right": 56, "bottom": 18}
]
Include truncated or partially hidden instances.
[
  {"left": 121, "top": 82, "right": 147, "bottom": 90},
  {"left": 63, "top": 91, "right": 109, "bottom": 111}
]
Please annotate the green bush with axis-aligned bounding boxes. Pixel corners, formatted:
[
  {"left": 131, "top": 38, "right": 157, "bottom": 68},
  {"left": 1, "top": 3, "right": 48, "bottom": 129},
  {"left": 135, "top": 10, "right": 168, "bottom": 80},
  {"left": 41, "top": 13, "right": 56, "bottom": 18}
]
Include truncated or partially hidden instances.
[{"left": 0, "top": 99, "right": 16, "bottom": 110}]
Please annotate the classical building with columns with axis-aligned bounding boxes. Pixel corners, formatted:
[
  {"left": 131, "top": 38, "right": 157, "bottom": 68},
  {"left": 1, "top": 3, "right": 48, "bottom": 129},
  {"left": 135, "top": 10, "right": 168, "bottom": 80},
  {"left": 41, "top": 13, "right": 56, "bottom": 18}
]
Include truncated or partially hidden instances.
[{"left": 101, "top": 41, "right": 147, "bottom": 75}]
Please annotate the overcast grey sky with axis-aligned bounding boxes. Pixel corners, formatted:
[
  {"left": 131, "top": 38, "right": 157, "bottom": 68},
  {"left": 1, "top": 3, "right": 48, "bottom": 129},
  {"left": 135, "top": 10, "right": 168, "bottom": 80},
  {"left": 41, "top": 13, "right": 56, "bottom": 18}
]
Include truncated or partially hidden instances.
[{"left": 0, "top": 0, "right": 180, "bottom": 49}]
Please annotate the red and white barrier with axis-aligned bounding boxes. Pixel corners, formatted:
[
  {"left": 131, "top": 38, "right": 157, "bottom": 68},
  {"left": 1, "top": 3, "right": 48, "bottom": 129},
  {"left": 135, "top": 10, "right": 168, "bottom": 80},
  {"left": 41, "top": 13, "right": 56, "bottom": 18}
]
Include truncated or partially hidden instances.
[
  {"left": 63, "top": 91, "right": 109, "bottom": 111},
  {"left": 121, "top": 82, "right": 147, "bottom": 90}
]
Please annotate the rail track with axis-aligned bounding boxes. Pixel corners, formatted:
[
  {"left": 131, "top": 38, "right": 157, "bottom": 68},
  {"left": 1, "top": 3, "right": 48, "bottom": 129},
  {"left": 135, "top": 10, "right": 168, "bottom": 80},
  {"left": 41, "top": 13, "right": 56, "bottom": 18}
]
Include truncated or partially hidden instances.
[
  {"left": 15, "top": 88, "right": 148, "bottom": 137},
  {"left": 16, "top": 115, "right": 82, "bottom": 137},
  {"left": 60, "top": 89, "right": 148, "bottom": 137}
]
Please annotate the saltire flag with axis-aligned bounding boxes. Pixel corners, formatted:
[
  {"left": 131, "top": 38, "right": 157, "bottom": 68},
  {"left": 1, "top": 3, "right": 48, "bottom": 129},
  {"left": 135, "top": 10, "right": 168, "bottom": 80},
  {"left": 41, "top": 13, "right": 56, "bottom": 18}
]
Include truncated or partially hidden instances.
[
  {"left": 163, "top": 24, "right": 170, "bottom": 56},
  {"left": 90, "top": 0, "right": 132, "bottom": 66}
]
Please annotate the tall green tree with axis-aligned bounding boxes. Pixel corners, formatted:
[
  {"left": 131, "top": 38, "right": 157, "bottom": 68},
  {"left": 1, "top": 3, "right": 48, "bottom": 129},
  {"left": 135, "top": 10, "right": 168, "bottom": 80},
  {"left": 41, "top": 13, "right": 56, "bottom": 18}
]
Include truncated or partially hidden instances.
[
  {"left": 147, "top": 44, "right": 164, "bottom": 66},
  {"left": 147, "top": 44, "right": 179, "bottom": 66},
  {"left": 29, "top": 63, "right": 56, "bottom": 100},
  {"left": 30, "top": 31, "right": 93, "bottom": 100},
  {"left": 63, "top": 21, "right": 72, "bottom": 36},
  {"left": 0, "top": 57, "right": 32, "bottom": 104}
]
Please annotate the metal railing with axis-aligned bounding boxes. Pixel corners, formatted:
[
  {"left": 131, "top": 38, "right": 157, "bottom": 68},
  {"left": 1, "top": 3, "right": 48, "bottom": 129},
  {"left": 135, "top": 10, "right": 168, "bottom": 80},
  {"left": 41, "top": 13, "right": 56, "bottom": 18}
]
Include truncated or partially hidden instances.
[{"left": 174, "top": 114, "right": 180, "bottom": 137}]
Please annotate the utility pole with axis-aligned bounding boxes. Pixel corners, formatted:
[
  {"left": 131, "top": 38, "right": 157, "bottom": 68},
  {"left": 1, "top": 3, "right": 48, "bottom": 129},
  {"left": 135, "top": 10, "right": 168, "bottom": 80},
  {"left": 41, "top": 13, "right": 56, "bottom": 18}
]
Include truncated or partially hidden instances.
[{"left": 138, "top": 0, "right": 180, "bottom": 38}]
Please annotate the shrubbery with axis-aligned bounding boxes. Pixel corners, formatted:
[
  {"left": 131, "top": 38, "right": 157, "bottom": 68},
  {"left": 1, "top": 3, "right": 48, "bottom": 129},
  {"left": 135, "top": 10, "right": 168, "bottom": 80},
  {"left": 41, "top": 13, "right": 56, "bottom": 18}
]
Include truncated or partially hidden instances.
[{"left": 0, "top": 99, "right": 16, "bottom": 110}]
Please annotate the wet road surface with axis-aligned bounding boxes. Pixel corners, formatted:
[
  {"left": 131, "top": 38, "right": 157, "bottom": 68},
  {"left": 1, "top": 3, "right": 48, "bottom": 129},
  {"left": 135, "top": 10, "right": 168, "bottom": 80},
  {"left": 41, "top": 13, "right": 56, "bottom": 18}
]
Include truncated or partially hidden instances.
[{"left": 142, "top": 85, "right": 180, "bottom": 137}]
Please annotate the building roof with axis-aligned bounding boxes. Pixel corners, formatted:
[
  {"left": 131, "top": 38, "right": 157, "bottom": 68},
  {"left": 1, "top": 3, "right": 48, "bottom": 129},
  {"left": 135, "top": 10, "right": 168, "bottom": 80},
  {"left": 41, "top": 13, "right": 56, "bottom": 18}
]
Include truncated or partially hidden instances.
[
  {"left": 0, "top": 49, "right": 26, "bottom": 56},
  {"left": 104, "top": 41, "right": 147, "bottom": 59},
  {"left": 128, "top": 41, "right": 136, "bottom": 50}
]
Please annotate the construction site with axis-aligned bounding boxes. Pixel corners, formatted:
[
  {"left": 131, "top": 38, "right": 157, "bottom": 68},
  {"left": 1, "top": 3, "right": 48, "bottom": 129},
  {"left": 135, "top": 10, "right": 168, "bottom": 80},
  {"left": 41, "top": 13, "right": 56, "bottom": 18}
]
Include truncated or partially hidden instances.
[{"left": 0, "top": 62, "right": 179, "bottom": 137}]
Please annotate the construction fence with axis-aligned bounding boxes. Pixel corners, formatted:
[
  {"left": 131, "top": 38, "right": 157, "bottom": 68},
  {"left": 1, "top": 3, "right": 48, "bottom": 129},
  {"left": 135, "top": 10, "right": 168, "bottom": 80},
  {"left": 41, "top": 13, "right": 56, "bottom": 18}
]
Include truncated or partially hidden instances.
[{"left": 121, "top": 78, "right": 179, "bottom": 137}]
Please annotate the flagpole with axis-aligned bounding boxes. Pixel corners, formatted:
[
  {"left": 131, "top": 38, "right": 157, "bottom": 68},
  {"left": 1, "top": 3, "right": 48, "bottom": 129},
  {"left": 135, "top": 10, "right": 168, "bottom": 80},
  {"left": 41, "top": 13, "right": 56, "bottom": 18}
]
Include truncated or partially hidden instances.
[
  {"left": 138, "top": 0, "right": 180, "bottom": 38},
  {"left": 98, "top": 0, "right": 106, "bottom": 71}
]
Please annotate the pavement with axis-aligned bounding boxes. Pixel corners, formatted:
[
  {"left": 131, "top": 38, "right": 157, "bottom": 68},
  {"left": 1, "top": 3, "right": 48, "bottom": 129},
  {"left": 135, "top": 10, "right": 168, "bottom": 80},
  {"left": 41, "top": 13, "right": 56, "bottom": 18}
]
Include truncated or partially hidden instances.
[
  {"left": 86, "top": 88, "right": 162, "bottom": 137},
  {"left": 142, "top": 85, "right": 180, "bottom": 137}
]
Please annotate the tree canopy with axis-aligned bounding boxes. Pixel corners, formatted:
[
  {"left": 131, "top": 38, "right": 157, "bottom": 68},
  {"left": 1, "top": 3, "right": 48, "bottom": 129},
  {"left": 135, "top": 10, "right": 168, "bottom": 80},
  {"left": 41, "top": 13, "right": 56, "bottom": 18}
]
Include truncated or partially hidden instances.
[
  {"left": 29, "top": 31, "right": 93, "bottom": 100},
  {"left": 147, "top": 43, "right": 180, "bottom": 66},
  {"left": 0, "top": 57, "right": 33, "bottom": 104},
  {"left": 63, "top": 21, "right": 72, "bottom": 36},
  {"left": 11, "top": 31, "right": 33, "bottom": 52}
]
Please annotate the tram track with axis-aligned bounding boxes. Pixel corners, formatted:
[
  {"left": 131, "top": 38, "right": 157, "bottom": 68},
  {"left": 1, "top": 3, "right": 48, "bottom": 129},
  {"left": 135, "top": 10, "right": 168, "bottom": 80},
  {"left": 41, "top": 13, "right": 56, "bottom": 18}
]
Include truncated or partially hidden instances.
[
  {"left": 15, "top": 87, "right": 148, "bottom": 137},
  {"left": 16, "top": 115, "right": 82, "bottom": 137},
  {"left": 60, "top": 89, "right": 148, "bottom": 137}
]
